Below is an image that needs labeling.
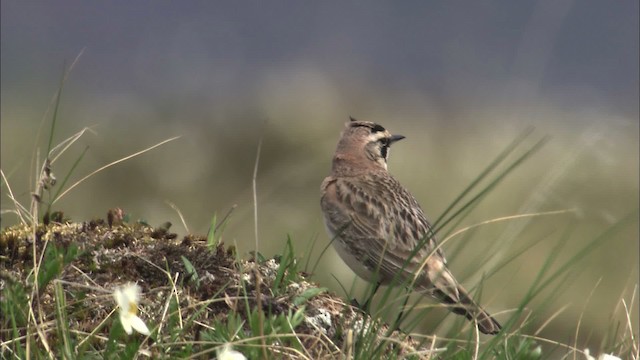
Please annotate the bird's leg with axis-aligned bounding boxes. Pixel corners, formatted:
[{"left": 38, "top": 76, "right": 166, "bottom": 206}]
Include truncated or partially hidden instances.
[
  {"left": 355, "top": 281, "right": 381, "bottom": 313},
  {"left": 391, "top": 288, "right": 411, "bottom": 331}
]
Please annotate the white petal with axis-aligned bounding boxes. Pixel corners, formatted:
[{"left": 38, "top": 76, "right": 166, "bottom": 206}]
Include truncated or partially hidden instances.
[
  {"left": 597, "top": 355, "right": 622, "bottom": 360},
  {"left": 218, "top": 345, "right": 247, "bottom": 360},
  {"left": 114, "top": 287, "right": 129, "bottom": 312},
  {"left": 120, "top": 314, "right": 133, "bottom": 335},
  {"left": 129, "top": 315, "right": 150, "bottom": 335},
  {"left": 584, "top": 349, "right": 596, "bottom": 360},
  {"left": 122, "top": 283, "right": 141, "bottom": 303}
]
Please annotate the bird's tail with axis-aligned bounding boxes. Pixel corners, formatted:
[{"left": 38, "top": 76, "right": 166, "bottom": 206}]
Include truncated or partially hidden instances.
[
  {"left": 417, "top": 269, "right": 502, "bottom": 335},
  {"left": 438, "top": 285, "right": 502, "bottom": 335}
]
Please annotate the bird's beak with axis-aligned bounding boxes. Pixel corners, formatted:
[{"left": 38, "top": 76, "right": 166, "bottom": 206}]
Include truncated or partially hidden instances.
[{"left": 389, "top": 134, "right": 406, "bottom": 144}]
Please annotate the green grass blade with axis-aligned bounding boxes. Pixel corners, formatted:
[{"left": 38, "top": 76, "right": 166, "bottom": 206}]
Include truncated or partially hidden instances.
[
  {"left": 48, "top": 145, "right": 89, "bottom": 215},
  {"left": 54, "top": 280, "right": 74, "bottom": 359},
  {"left": 45, "top": 65, "right": 67, "bottom": 157},
  {"left": 432, "top": 127, "right": 535, "bottom": 230},
  {"left": 435, "top": 136, "right": 548, "bottom": 238}
]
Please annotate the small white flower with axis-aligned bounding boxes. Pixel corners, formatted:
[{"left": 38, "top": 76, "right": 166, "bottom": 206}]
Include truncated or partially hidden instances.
[
  {"left": 597, "top": 355, "right": 622, "bottom": 360},
  {"left": 113, "top": 283, "right": 150, "bottom": 335},
  {"left": 217, "top": 344, "right": 246, "bottom": 360},
  {"left": 584, "top": 349, "right": 622, "bottom": 360},
  {"left": 584, "top": 348, "right": 596, "bottom": 360},
  {"left": 531, "top": 346, "right": 542, "bottom": 357}
]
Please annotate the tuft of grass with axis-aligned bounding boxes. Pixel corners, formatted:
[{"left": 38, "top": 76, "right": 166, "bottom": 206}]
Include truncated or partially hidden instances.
[
  {"left": 273, "top": 236, "right": 304, "bottom": 295},
  {"left": 206, "top": 205, "right": 236, "bottom": 250}
]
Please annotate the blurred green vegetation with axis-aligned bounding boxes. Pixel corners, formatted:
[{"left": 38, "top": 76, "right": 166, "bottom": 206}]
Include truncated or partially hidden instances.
[{"left": 1, "top": 80, "right": 637, "bottom": 355}]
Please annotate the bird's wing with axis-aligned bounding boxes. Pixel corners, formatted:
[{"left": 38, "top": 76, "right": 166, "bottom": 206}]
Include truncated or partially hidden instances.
[{"left": 322, "top": 174, "right": 447, "bottom": 286}]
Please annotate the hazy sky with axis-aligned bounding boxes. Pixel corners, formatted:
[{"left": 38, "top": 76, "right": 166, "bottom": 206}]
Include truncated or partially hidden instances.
[{"left": 2, "top": 1, "right": 638, "bottom": 120}]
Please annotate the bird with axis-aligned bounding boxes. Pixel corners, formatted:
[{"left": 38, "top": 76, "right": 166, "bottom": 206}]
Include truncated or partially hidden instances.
[{"left": 320, "top": 117, "right": 501, "bottom": 335}]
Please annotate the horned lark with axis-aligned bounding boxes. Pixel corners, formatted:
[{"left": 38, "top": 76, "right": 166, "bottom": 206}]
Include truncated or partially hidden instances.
[{"left": 321, "top": 117, "right": 501, "bottom": 335}]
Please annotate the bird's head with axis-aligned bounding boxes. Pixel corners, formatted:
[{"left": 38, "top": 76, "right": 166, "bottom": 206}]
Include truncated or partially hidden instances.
[{"left": 332, "top": 117, "right": 405, "bottom": 173}]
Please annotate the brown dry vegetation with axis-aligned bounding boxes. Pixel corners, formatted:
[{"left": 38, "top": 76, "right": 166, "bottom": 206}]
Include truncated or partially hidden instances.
[{"left": 0, "top": 209, "right": 432, "bottom": 358}]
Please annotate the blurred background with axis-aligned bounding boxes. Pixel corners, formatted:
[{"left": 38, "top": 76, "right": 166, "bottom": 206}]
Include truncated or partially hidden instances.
[{"left": 1, "top": 1, "right": 638, "bottom": 354}]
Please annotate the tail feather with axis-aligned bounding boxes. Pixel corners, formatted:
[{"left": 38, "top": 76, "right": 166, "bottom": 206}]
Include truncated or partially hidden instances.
[
  {"left": 417, "top": 260, "right": 501, "bottom": 335},
  {"left": 437, "top": 286, "right": 502, "bottom": 335}
]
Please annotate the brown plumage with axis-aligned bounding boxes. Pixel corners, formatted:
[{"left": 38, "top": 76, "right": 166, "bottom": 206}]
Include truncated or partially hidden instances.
[{"left": 321, "top": 118, "right": 501, "bottom": 335}]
